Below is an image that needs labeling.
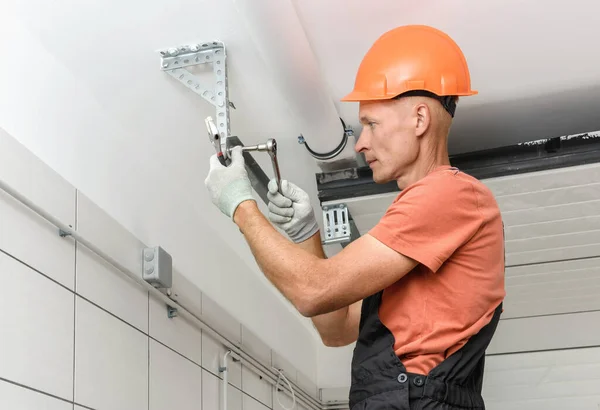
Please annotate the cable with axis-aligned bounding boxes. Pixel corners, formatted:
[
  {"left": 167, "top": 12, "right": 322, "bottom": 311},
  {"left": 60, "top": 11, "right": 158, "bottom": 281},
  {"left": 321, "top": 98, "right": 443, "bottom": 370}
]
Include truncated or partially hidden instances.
[
  {"left": 298, "top": 118, "right": 349, "bottom": 161},
  {"left": 273, "top": 367, "right": 296, "bottom": 410}
]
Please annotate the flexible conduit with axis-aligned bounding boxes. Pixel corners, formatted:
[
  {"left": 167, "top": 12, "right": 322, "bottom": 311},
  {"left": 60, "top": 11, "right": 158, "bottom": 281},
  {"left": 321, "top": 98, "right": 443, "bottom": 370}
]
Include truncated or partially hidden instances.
[{"left": 0, "top": 176, "right": 352, "bottom": 410}]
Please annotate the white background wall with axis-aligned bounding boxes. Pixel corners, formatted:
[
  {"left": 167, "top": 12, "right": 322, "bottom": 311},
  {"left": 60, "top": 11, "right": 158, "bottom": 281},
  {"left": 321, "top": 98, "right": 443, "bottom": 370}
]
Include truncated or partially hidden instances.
[
  {"left": 0, "top": 10, "right": 322, "bottom": 385},
  {"left": 0, "top": 127, "right": 319, "bottom": 409}
]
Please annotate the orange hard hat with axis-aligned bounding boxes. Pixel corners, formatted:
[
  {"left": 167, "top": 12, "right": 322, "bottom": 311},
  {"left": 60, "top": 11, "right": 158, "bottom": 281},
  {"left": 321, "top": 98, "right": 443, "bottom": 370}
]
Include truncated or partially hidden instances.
[{"left": 341, "top": 25, "right": 477, "bottom": 116}]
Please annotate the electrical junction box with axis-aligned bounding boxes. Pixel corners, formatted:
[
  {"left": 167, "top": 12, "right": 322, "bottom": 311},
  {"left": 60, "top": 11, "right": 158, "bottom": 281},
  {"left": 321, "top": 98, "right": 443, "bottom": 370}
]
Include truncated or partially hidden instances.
[{"left": 142, "top": 246, "right": 173, "bottom": 289}]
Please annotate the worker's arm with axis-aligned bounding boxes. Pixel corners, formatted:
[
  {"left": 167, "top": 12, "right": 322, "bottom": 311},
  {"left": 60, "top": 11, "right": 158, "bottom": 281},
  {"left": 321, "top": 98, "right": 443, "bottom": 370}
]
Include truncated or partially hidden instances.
[
  {"left": 296, "top": 232, "right": 362, "bottom": 346},
  {"left": 266, "top": 178, "right": 360, "bottom": 346},
  {"left": 233, "top": 199, "right": 417, "bottom": 316}
]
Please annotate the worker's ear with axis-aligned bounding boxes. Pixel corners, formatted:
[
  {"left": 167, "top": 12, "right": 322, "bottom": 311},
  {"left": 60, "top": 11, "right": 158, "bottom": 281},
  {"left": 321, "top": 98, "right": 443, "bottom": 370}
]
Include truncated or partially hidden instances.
[{"left": 414, "top": 103, "right": 431, "bottom": 138}]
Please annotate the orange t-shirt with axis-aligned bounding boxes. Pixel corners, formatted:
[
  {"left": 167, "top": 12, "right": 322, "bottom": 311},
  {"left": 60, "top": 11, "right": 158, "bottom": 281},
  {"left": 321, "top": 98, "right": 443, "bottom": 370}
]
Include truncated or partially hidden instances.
[{"left": 368, "top": 165, "right": 505, "bottom": 375}]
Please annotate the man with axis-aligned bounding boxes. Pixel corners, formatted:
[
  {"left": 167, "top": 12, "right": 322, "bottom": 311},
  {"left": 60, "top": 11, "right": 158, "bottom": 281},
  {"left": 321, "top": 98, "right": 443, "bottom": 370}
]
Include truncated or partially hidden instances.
[{"left": 205, "top": 25, "right": 505, "bottom": 410}]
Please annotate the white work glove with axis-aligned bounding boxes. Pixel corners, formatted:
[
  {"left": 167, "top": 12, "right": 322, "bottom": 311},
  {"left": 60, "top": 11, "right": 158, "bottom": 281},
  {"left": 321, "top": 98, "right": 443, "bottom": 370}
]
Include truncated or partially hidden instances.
[
  {"left": 204, "top": 146, "right": 255, "bottom": 220},
  {"left": 267, "top": 178, "right": 319, "bottom": 243}
]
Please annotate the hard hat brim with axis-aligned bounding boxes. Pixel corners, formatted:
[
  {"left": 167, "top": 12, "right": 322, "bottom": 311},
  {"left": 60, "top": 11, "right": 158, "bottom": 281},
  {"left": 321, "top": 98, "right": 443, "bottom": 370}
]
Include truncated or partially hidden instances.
[{"left": 340, "top": 89, "right": 478, "bottom": 102}]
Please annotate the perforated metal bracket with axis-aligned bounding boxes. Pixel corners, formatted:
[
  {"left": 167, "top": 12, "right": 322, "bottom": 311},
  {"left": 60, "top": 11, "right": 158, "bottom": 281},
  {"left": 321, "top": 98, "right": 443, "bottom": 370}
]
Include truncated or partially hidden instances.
[
  {"left": 322, "top": 204, "right": 360, "bottom": 246},
  {"left": 158, "top": 41, "right": 234, "bottom": 155}
]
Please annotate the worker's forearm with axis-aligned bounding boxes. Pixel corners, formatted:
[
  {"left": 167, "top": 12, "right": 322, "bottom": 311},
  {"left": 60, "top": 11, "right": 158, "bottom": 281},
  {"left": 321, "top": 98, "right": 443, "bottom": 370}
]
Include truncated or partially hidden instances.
[
  {"left": 293, "top": 233, "right": 352, "bottom": 343},
  {"left": 234, "top": 200, "right": 326, "bottom": 316}
]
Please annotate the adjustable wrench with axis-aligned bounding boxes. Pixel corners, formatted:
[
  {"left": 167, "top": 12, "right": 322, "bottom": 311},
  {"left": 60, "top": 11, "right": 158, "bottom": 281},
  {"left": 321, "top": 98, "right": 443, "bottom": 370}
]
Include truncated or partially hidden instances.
[{"left": 205, "top": 116, "right": 282, "bottom": 193}]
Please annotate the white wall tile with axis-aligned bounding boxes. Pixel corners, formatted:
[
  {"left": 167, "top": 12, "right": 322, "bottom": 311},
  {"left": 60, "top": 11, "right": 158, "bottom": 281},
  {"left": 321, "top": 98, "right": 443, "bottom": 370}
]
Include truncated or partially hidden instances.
[
  {"left": 242, "top": 366, "right": 273, "bottom": 407},
  {"left": 241, "top": 325, "right": 272, "bottom": 367},
  {"left": 243, "top": 393, "right": 271, "bottom": 410},
  {"left": 0, "top": 380, "right": 72, "bottom": 410},
  {"left": 0, "top": 190, "right": 75, "bottom": 290},
  {"left": 149, "top": 340, "right": 202, "bottom": 410},
  {"left": 74, "top": 297, "right": 148, "bottom": 410},
  {"left": 0, "top": 252, "right": 74, "bottom": 401},
  {"left": 76, "top": 245, "right": 148, "bottom": 332},
  {"left": 149, "top": 295, "right": 202, "bottom": 366},
  {"left": 201, "top": 295, "right": 242, "bottom": 344},
  {"left": 202, "top": 370, "right": 242, "bottom": 410},
  {"left": 76, "top": 191, "right": 145, "bottom": 281},
  {"left": 202, "top": 331, "right": 242, "bottom": 389}
]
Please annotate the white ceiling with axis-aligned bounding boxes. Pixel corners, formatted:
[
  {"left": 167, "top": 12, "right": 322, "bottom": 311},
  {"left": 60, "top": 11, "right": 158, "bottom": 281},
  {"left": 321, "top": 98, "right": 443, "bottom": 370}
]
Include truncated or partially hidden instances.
[
  {"left": 324, "top": 160, "right": 600, "bottom": 321},
  {"left": 295, "top": 0, "right": 600, "bottom": 153}
]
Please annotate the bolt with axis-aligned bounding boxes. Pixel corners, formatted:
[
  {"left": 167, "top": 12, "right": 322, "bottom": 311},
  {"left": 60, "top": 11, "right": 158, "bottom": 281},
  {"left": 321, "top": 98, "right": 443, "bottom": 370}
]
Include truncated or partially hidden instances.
[
  {"left": 167, "top": 48, "right": 179, "bottom": 56},
  {"left": 162, "top": 62, "right": 169, "bottom": 68},
  {"left": 190, "top": 44, "right": 200, "bottom": 52}
]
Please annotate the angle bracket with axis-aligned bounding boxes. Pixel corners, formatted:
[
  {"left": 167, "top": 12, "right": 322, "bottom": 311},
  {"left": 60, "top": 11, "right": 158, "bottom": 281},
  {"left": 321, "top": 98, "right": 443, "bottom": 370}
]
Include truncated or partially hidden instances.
[{"left": 158, "top": 41, "right": 234, "bottom": 155}]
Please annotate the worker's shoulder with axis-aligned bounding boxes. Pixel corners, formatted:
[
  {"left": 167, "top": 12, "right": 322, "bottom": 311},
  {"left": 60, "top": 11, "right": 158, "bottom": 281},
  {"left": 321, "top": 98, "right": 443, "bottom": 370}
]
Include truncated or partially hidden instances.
[
  {"left": 409, "top": 166, "right": 485, "bottom": 195},
  {"left": 411, "top": 167, "right": 499, "bottom": 209}
]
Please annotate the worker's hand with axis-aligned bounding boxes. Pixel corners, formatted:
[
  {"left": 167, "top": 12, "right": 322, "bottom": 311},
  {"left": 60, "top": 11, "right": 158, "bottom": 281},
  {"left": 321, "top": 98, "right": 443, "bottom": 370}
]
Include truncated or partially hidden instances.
[
  {"left": 267, "top": 179, "right": 319, "bottom": 243},
  {"left": 204, "top": 146, "right": 255, "bottom": 220}
]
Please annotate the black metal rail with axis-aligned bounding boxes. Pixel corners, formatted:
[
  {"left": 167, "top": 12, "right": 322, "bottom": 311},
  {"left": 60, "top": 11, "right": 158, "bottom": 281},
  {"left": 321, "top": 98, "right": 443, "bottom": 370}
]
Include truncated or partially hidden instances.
[{"left": 317, "top": 133, "right": 600, "bottom": 203}]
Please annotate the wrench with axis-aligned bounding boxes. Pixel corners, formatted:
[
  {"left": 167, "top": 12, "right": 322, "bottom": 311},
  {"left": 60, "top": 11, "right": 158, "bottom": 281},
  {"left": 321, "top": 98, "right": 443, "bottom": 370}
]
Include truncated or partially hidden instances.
[
  {"left": 205, "top": 116, "right": 282, "bottom": 192},
  {"left": 237, "top": 139, "right": 281, "bottom": 193}
]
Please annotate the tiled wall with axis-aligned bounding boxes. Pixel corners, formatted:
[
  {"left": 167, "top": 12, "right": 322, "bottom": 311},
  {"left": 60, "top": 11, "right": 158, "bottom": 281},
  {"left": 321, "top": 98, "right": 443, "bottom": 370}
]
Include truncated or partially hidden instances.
[{"left": 0, "top": 131, "right": 319, "bottom": 409}]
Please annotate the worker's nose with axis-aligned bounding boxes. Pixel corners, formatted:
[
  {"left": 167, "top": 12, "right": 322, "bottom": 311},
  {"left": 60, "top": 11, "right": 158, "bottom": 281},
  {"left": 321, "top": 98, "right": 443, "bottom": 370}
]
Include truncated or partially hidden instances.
[{"left": 354, "top": 128, "right": 369, "bottom": 153}]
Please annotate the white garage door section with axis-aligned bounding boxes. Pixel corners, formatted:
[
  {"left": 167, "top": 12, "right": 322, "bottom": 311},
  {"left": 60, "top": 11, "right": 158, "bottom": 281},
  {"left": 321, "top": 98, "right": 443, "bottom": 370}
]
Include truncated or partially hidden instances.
[{"left": 483, "top": 347, "right": 600, "bottom": 410}]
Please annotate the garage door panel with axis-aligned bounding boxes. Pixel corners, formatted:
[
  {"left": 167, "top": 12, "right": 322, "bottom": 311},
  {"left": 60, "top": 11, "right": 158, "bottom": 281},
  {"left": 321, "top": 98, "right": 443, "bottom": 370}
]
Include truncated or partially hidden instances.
[
  {"left": 486, "top": 394, "right": 600, "bottom": 410},
  {"left": 505, "top": 215, "right": 600, "bottom": 240},
  {"left": 483, "top": 347, "right": 600, "bottom": 409},
  {"left": 482, "top": 366, "right": 549, "bottom": 387},
  {"left": 488, "top": 311, "right": 600, "bottom": 354},
  {"left": 484, "top": 379, "right": 600, "bottom": 400},
  {"left": 544, "top": 362, "right": 600, "bottom": 382},
  {"left": 502, "top": 294, "right": 600, "bottom": 318},
  {"left": 501, "top": 199, "right": 600, "bottom": 226},
  {"left": 506, "top": 266, "right": 600, "bottom": 284},
  {"left": 506, "top": 257, "right": 600, "bottom": 277},
  {"left": 506, "top": 276, "right": 600, "bottom": 298},
  {"left": 505, "top": 229, "right": 600, "bottom": 253},
  {"left": 483, "top": 163, "right": 600, "bottom": 197},
  {"left": 506, "top": 243, "right": 600, "bottom": 267},
  {"left": 486, "top": 347, "right": 599, "bottom": 370},
  {"left": 497, "top": 182, "right": 600, "bottom": 212}
]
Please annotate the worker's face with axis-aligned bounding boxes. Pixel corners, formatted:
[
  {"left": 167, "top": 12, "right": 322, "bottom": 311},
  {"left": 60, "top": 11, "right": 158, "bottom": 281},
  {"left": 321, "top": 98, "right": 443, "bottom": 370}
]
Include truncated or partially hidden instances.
[{"left": 354, "top": 99, "right": 423, "bottom": 184}]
